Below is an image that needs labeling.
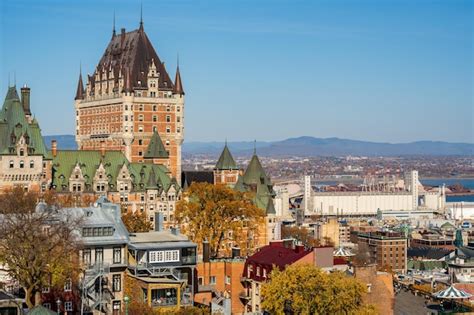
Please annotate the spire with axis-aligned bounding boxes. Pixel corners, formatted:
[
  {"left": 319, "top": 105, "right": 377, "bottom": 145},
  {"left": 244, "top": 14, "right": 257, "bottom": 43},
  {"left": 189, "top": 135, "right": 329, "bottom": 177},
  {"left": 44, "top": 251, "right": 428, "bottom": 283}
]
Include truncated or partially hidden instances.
[
  {"left": 253, "top": 140, "right": 257, "bottom": 155},
  {"left": 215, "top": 142, "right": 238, "bottom": 170},
  {"left": 144, "top": 130, "right": 169, "bottom": 159},
  {"left": 112, "top": 10, "right": 116, "bottom": 37},
  {"left": 75, "top": 66, "right": 85, "bottom": 100},
  {"left": 139, "top": 2, "right": 144, "bottom": 31},
  {"left": 173, "top": 56, "right": 184, "bottom": 95}
]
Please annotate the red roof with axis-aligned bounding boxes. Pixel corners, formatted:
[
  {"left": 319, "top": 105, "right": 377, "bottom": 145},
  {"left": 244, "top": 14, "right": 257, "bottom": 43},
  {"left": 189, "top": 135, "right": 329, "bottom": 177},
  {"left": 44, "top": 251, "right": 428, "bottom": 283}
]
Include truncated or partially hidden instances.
[{"left": 243, "top": 243, "right": 311, "bottom": 282}]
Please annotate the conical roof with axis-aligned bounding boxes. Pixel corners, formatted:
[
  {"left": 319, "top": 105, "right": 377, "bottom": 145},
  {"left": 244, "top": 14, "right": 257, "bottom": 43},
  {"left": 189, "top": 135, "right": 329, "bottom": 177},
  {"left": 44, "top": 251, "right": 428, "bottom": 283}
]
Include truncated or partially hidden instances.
[
  {"left": 75, "top": 72, "right": 85, "bottom": 100},
  {"left": 215, "top": 144, "right": 237, "bottom": 170},
  {"left": 144, "top": 131, "right": 169, "bottom": 159},
  {"left": 5, "top": 86, "right": 19, "bottom": 101},
  {"left": 173, "top": 65, "right": 184, "bottom": 95},
  {"left": 242, "top": 154, "right": 270, "bottom": 184}
]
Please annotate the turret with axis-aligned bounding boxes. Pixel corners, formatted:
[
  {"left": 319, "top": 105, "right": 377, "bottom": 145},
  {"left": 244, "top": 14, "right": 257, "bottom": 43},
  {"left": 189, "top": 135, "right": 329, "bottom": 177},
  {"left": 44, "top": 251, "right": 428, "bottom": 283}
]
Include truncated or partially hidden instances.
[{"left": 173, "top": 64, "right": 184, "bottom": 96}]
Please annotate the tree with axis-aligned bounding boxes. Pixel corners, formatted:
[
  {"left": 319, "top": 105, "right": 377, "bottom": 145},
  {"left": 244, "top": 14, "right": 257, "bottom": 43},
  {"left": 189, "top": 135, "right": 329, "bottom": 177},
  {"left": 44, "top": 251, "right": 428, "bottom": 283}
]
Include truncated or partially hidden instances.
[
  {"left": 281, "top": 226, "right": 320, "bottom": 247},
  {"left": 261, "top": 264, "right": 376, "bottom": 315},
  {"left": 176, "top": 182, "right": 265, "bottom": 258},
  {"left": 121, "top": 209, "right": 153, "bottom": 233},
  {"left": 123, "top": 275, "right": 155, "bottom": 315},
  {"left": 0, "top": 187, "right": 82, "bottom": 308}
]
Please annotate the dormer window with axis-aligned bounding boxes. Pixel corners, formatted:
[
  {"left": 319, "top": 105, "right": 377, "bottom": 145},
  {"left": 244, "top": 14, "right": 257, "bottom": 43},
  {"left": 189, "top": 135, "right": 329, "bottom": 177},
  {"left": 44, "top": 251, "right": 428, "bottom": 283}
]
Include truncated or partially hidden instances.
[{"left": 19, "top": 149, "right": 24, "bottom": 156}]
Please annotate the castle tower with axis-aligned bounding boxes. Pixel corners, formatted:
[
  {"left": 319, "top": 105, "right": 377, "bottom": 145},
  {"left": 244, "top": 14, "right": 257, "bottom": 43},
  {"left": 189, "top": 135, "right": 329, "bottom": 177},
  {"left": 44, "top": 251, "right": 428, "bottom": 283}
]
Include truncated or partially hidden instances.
[
  {"left": 214, "top": 143, "right": 240, "bottom": 186},
  {"left": 75, "top": 19, "right": 184, "bottom": 182}
]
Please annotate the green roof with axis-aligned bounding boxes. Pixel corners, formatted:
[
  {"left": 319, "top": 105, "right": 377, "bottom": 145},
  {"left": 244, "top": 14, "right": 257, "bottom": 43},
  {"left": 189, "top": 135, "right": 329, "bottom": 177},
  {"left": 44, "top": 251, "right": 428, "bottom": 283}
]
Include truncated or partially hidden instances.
[
  {"left": 144, "top": 131, "right": 169, "bottom": 159},
  {"left": 407, "top": 260, "right": 446, "bottom": 271},
  {"left": 0, "top": 86, "right": 51, "bottom": 159},
  {"left": 51, "top": 150, "right": 179, "bottom": 193},
  {"left": 234, "top": 154, "right": 275, "bottom": 215},
  {"left": 215, "top": 144, "right": 238, "bottom": 170},
  {"left": 28, "top": 306, "right": 56, "bottom": 315}
]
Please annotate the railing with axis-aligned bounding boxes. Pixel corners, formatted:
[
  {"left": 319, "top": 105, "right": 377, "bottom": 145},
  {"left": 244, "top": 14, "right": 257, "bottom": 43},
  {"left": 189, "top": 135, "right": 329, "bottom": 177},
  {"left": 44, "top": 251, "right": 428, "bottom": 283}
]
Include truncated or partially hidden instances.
[
  {"left": 181, "top": 256, "right": 197, "bottom": 265},
  {"left": 239, "top": 291, "right": 251, "bottom": 300},
  {"left": 135, "top": 264, "right": 187, "bottom": 280},
  {"left": 151, "top": 297, "right": 178, "bottom": 307}
]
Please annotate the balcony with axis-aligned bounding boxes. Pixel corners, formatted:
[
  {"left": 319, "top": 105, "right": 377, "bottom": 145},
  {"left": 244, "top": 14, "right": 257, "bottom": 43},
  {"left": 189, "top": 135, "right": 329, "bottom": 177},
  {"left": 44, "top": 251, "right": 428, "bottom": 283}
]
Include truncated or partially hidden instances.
[{"left": 239, "top": 291, "right": 251, "bottom": 300}]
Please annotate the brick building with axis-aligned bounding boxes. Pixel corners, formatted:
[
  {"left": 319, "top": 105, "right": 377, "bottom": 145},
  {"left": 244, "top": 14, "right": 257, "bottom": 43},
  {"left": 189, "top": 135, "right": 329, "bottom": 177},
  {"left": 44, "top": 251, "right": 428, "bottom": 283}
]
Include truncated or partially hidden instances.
[
  {"left": 356, "top": 231, "right": 407, "bottom": 273},
  {"left": 74, "top": 19, "right": 184, "bottom": 182}
]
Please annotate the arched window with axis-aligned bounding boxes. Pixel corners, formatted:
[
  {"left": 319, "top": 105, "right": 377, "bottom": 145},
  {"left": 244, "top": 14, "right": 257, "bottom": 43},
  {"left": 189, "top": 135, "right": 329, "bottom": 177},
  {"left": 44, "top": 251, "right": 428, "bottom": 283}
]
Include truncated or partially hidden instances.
[
  {"left": 30, "top": 160, "right": 34, "bottom": 168},
  {"left": 19, "top": 161, "right": 24, "bottom": 169},
  {"left": 9, "top": 160, "right": 14, "bottom": 168}
]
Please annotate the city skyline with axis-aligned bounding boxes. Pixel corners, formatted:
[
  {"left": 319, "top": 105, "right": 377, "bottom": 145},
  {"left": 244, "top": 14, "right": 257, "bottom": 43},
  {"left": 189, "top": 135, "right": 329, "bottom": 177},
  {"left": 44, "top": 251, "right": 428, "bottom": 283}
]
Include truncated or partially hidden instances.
[{"left": 0, "top": 0, "right": 472, "bottom": 143}]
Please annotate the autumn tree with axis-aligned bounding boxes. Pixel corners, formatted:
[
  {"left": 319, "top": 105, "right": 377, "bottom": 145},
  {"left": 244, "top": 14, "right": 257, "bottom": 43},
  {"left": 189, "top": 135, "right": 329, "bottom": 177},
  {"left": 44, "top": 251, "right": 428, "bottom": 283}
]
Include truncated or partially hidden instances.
[
  {"left": 261, "top": 264, "right": 376, "bottom": 315},
  {"left": 175, "top": 182, "right": 265, "bottom": 258},
  {"left": 123, "top": 275, "right": 155, "bottom": 315},
  {"left": 121, "top": 209, "right": 153, "bottom": 233},
  {"left": 281, "top": 226, "right": 321, "bottom": 247},
  {"left": 0, "top": 187, "right": 82, "bottom": 308}
]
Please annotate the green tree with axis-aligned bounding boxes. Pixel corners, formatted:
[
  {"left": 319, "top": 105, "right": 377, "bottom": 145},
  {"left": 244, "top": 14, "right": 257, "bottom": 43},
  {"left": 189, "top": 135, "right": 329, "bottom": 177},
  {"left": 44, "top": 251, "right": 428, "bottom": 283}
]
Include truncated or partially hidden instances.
[
  {"left": 176, "top": 182, "right": 265, "bottom": 258},
  {"left": 121, "top": 209, "right": 153, "bottom": 233},
  {"left": 261, "top": 264, "right": 376, "bottom": 315},
  {"left": 0, "top": 187, "right": 82, "bottom": 308}
]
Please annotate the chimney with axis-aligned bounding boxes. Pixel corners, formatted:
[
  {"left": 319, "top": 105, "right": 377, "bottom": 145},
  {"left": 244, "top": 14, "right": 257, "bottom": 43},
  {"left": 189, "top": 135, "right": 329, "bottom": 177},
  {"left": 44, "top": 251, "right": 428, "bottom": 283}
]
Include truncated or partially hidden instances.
[
  {"left": 51, "top": 140, "right": 57, "bottom": 157},
  {"left": 21, "top": 85, "right": 31, "bottom": 116},
  {"left": 171, "top": 226, "right": 180, "bottom": 236},
  {"left": 203, "top": 240, "right": 210, "bottom": 263},
  {"left": 154, "top": 212, "right": 163, "bottom": 232},
  {"left": 121, "top": 28, "right": 126, "bottom": 46},
  {"left": 100, "top": 141, "right": 106, "bottom": 157},
  {"left": 231, "top": 247, "right": 241, "bottom": 259}
]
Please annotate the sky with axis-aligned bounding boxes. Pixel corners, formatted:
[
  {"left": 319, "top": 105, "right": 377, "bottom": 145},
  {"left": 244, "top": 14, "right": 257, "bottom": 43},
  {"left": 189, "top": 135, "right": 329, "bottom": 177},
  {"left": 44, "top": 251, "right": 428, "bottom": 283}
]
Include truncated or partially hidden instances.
[{"left": 0, "top": 0, "right": 472, "bottom": 143}]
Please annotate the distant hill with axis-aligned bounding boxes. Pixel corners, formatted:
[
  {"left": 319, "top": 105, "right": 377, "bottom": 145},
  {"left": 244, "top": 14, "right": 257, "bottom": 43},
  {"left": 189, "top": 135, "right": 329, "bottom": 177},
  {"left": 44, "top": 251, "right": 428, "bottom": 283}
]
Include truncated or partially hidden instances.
[{"left": 43, "top": 135, "right": 473, "bottom": 156}]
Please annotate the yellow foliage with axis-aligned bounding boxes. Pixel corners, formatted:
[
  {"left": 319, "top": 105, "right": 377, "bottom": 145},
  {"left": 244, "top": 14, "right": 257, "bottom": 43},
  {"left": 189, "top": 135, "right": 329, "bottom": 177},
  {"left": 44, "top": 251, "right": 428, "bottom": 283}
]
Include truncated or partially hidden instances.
[
  {"left": 175, "top": 183, "right": 265, "bottom": 257},
  {"left": 261, "top": 264, "right": 376, "bottom": 315}
]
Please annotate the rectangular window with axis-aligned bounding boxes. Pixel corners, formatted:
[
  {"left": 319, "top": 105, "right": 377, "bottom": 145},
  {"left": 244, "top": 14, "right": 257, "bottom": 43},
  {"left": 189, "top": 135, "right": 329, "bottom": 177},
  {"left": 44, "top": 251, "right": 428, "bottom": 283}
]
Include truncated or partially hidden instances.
[
  {"left": 225, "top": 275, "right": 231, "bottom": 285},
  {"left": 64, "top": 278, "right": 72, "bottom": 292},
  {"left": 210, "top": 276, "right": 216, "bottom": 285},
  {"left": 95, "top": 248, "right": 104, "bottom": 264},
  {"left": 113, "top": 247, "right": 122, "bottom": 264},
  {"left": 113, "top": 301, "right": 121, "bottom": 315},
  {"left": 65, "top": 301, "right": 73, "bottom": 311},
  {"left": 149, "top": 250, "right": 179, "bottom": 263},
  {"left": 113, "top": 274, "right": 121, "bottom": 292},
  {"left": 83, "top": 249, "right": 91, "bottom": 266}
]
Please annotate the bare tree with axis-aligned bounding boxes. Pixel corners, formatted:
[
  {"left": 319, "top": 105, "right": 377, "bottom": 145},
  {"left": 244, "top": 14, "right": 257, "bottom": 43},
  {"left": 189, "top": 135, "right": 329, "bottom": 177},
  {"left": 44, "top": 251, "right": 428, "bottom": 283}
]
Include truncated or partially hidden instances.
[{"left": 0, "top": 187, "right": 82, "bottom": 308}]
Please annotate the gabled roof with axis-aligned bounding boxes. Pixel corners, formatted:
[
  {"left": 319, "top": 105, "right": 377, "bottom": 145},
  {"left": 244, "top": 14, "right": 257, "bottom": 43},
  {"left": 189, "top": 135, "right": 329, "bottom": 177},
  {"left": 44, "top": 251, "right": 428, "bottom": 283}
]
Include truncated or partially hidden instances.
[
  {"left": 144, "top": 131, "right": 169, "bottom": 159},
  {"left": 215, "top": 144, "right": 237, "bottom": 170},
  {"left": 93, "top": 26, "right": 174, "bottom": 92},
  {"left": 0, "top": 86, "right": 50, "bottom": 158},
  {"left": 245, "top": 243, "right": 311, "bottom": 270}
]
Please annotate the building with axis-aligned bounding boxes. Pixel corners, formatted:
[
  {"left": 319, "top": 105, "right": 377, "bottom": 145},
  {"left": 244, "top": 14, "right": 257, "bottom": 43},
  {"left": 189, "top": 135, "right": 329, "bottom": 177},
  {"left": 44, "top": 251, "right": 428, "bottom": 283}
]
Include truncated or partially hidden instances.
[
  {"left": 213, "top": 143, "right": 241, "bottom": 187},
  {"left": 194, "top": 256, "right": 246, "bottom": 315},
  {"left": 356, "top": 231, "right": 408, "bottom": 273},
  {"left": 74, "top": 19, "right": 185, "bottom": 182},
  {"left": 303, "top": 171, "right": 446, "bottom": 215},
  {"left": 0, "top": 86, "right": 52, "bottom": 192},
  {"left": 127, "top": 216, "right": 197, "bottom": 311},
  {"left": 50, "top": 141, "right": 181, "bottom": 227}
]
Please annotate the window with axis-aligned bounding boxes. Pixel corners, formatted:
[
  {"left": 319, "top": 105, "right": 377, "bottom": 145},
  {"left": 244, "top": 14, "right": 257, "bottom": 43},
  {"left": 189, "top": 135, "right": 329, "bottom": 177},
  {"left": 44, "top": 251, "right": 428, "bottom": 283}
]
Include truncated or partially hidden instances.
[
  {"left": 43, "top": 303, "right": 51, "bottom": 309},
  {"left": 256, "top": 266, "right": 260, "bottom": 276},
  {"left": 19, "top": 149, "right": 24, "bottom": 156},
  {"left": 177, "top": 116, "right": 181, "bottom": 123},
  {"left": 138, "top": 139, "right": 143, "bottom": 145},
  {"left": 152, "top": 105, "right": 157, "bottom": 111},
  {"left": 9, "top": 160, "right": 13, "bottom": 168},
  {"left": 83, "top": 249, "right": 91, "bottom": 266},
  {"left": 166, "top": 105, "right": 170, "bottom": 112},
  {"left": 138, "top": 126, "right": 143, "bottom": 132},
  {"left": 166, "top": 126, "right": 170, "bottom": 133},
  {"left": 113, "top": 301, "right": 121, "bottom": 315},
  {"left": 210, "top": 276, "right": 216, "bottom": 285},
  {"left": 65, "top": 301, "right": 73, "bottom": 312},
  {"left": 64, "top": 278, "right": 72, "bottom": 292},
  {"left": 225, "top": 275, "right": 231, "bottom": 285},
  {"left": 113, "top": 274, "right": 121, "bottom": 292},
  {"left": 149, "top": 250, "right": 180, "bottom": 263},
  {"left": 19, "top": 161, "right": 24, "bottom": 168},
  {"left": 113, "top": 248, "right": 121, "bottom": 264},
  {"left": 138, "top": 151, "right": 143, "bottom": 157},
  {"left": 166, "top": 115, "right": 171, "bottom": 122},
  {"left": 138, "top": 114, "right": 144, "bottom": 122},
  {"left": 153, "top": 126, "right": 157, "bottom": 132},
  {"left": 42, "top": 286, "right": 50, "bottom": 293},
  {"left": 153, "top": 115, "right": 157, "bottom": 122},
  {"left": 95, "top": 248, "right": 104, "bottom": 264}
]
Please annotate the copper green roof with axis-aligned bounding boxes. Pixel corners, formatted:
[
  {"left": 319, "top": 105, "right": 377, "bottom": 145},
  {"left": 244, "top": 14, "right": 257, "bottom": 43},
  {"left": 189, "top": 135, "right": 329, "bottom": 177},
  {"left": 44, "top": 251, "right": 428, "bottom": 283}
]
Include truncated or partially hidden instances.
[
  {"left": 234, "top": 154, "right": 275, "bottom": 215},
  {"left": 51, "top": 150, "right": 179, "bottom": 193},
  {"left": 0, "top": 86, "right": 51, "bottom": 159},
  {"left": 144, "top": 131, "right": 169, "bottom": 159},
  {"left": 28, "top": 306, "right": 56, "bottom": 315},
  {"left": 215, "top": 144, "right": 238, "bottom": 170}
]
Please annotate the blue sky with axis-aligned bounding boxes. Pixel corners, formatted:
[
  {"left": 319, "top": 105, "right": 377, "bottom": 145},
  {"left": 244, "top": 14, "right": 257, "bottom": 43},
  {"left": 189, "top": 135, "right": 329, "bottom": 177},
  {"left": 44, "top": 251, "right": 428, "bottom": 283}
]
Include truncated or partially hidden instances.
[{"left": 0, "top": 0, "right": 472, "bottom": 143}]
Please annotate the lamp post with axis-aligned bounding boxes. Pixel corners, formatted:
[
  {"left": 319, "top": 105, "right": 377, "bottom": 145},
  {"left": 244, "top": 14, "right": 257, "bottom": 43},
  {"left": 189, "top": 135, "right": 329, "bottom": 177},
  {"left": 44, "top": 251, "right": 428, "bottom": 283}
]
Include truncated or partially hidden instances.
[
  {"left": 123, "top": 295, "right": 130, "bottom": 315},
  {"left": 56, "top": 298, "right": 61, "bottom": 315}
]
